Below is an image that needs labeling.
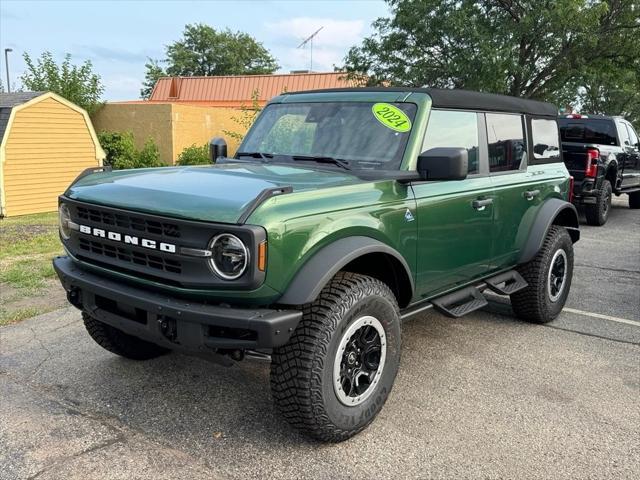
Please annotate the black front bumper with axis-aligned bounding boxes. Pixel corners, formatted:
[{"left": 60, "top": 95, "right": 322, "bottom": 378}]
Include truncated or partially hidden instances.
[{"left": 53, "top": 256, "right": 301, "bottom": 352}]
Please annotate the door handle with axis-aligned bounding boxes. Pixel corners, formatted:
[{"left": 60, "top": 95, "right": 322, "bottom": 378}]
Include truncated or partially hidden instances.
[
  {"left": 472, "top": 198, "right": 493, "bottom": 210},
  {"left": 524, "top": 189, "right": 540, "bottom": 200}
]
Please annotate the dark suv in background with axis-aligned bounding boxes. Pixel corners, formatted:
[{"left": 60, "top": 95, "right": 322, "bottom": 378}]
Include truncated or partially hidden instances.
[{"left": 559, "top": 114, "right": 640, "bottom": 225}]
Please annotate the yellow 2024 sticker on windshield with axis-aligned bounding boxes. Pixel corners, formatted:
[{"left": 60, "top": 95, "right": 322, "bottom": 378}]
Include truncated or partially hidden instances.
[{"left": 372, "top": 103, "right": 412, "bottom": 133}]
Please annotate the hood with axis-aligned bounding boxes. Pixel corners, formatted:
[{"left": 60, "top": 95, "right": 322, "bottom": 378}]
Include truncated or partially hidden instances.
[{"left": 66, "top": 162, "right": 363, "bottom": 223}]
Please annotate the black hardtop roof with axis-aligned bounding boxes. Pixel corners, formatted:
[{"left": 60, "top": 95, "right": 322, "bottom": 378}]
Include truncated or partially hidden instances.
[{"left": 284, "top": 87, "right": 558, "bottom": 117}]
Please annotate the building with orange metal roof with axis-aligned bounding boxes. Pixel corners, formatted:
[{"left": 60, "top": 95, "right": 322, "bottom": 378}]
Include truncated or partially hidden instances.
[
  {"left": 148, "top": 72, "right": 355, "bottom": 107},
  {"left": 92, "top": 72, "right": 359, "bottom": 164}
]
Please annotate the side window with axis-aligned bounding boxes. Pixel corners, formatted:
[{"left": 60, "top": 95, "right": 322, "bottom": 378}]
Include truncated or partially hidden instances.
[
  {"left": 531, "top": 118, "right": 561, "bottom": 163},
  {"left": 486, "top": 113, "right": 527, "bottom": 173},
  {"left": 624, "top": 123, "right": 638, "bottom": 147},
  {"left": 423, "top": 110, "right": 479, "bottom": 174},
  {"left": 617, "top": 121, "right": 631, "bottom": 147}
]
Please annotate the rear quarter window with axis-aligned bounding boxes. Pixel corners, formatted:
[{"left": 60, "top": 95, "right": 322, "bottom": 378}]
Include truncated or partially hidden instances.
[
  {"left": 531, "top": 118, "right": 561, "bottom": 164},
  {"left": 559, "top": 119, "right": 618, "bottom": 146}
]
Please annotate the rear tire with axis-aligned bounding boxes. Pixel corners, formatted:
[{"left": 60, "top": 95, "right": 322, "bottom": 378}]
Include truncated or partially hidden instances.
[
  {"left": 270, "top": 272, "right": 401, "bottom": 442},
  {"left": 584, "top": 180, "right": 611, "bottom": 226},
  {"left": 83, "top": 313, "right": 170, "bottom": 360},
  {"left": 629, "top": 191, "right": 640, "bottom": 209},
  {"left": 511, "top": 226, "right": 574, "bottom": 324}
]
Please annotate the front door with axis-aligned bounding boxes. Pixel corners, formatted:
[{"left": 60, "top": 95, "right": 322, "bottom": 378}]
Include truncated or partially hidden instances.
[
  {"left": 617, "top": 120, "right": 640, "bottom": 185},
  {"left": 412, "top": 109, "right": 494, "bottom": 299}
]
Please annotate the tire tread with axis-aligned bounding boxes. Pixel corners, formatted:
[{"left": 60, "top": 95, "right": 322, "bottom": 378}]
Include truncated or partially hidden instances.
[{"left": 270, "top": 272, "right": 399, "bottom": 442}]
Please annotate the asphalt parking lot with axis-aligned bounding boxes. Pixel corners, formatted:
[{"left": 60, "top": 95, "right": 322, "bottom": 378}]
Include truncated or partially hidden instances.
[{"left": 1, "top": 196, "right": 639, "bottom": 480}]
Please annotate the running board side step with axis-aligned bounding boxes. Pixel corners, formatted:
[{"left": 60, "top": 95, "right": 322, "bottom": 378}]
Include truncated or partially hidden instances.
[
  {"left": 431, "top": 286, "right": 488, "bottom": 318},
  {"left": 484, "top": 270, "right": 528, "bottom": 295}
]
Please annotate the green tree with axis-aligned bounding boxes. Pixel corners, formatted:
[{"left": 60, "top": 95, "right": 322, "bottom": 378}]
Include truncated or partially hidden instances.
[
  {"left": 342, "top": 0, "right": 638, "bottom": 109},
  {"left": 140, "top": 58, "right": 165, "bottom": 99},
  {"left": 21, "top": 51, "right": 104, "bottom": 113},
  {"left": 141, "top": 24, "right": 278, "bottom": 98},
  {"left": 176, "top": 144, "right": 211, "bottom": 165},
  {"left": 577, "top": 1, "right": 640, "bottom": 124}
]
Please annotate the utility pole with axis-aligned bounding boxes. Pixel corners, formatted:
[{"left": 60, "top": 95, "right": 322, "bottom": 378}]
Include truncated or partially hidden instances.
[
  {"left": 4, "top": 48, "right": 12, "bottom": 93},
  {"left": 297, "top": 27, "right": 323, "bottom": 72}
]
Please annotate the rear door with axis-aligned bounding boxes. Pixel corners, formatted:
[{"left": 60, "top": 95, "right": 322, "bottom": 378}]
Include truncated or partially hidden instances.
[
  {"left": 489, "top": 115, "right": 563, "bottom": 269},
  {"left": 411, "top": 109, "right": 495, "bottom": 298}
]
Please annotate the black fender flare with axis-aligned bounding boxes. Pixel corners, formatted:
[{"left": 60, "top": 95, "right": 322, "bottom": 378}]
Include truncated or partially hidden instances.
[
  {"left": 603, "top": 155, "right": 619, "bottom": 184},
  {"left": 518, "top": 198, "right": 580, "bottom": 264},
  {"left": 277, "top": 236, "right": 414, "bottom": 306}
]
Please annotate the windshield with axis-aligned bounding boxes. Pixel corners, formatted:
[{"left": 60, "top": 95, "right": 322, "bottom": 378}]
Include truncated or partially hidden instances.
[
  {"left": 238, "top": 102, "right": 417, "bottom": 170},
  {"left": 558, "top": 118, "right": 618, "bottom": 146}
]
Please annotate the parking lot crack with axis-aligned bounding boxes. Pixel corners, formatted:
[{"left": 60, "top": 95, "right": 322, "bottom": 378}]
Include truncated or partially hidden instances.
[
  {"left": 543, "top": 324, "right": 640, "bottom": 346},
  {"left": 27, "top": 325, "right": 53, "bottom": 379},
  {"left": 574, "top": 263, "right": 640, "bottom": 274},
  {"left": 25, "top": 434, "right": 126, "bottom": 480}
]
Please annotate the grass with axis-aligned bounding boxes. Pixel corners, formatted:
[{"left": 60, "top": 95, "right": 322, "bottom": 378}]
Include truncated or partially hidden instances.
[
  {"left": 0, "top": 307, "right": 49, "bottom": 326},
  {"left": 0, "top": 211, "right": 65, "bottom": 325}
]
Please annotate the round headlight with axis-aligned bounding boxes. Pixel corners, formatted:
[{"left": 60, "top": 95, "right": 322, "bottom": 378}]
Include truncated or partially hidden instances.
[
  {"left": 208, "top": 234, "right": 249, "bottom": 280},
  {"left": 59, "top": 204, "right": 72, "bottom": 240}
]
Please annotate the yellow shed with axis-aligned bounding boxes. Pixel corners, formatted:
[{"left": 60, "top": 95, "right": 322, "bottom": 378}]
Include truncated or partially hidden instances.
[{"left": 0, "top": 92, "right": 105, "bottom": 217}]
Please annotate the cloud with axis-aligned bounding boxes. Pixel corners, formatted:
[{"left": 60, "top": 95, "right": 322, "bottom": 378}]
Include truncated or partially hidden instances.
[
  {"left": 102, "top": 74, "right": 144, "bottom": 101},
  {"left": 264, "top": 17, "right": 366, "bottom": 71},
  {"left": 75, "top": 45, "right": 157, "bottom": 64}
]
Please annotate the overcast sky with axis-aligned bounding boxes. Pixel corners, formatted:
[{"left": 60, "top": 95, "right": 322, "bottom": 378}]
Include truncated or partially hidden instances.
[{"left": 0, "top": 0, "right": 389, "bottom": 101}]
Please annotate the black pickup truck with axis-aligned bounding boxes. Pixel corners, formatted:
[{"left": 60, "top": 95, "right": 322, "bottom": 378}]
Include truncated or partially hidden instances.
[{"left": 559, "top": 114, "right": 640, "bottom": 225}]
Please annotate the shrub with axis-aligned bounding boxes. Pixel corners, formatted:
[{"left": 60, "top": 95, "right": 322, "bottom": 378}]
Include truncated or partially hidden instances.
[
  {"left": 176, "top": 144, "right": 210, "bottom": 166},
  {"left": 136, "top": 138, "right": 163, "bottom": 168},
  {"left": 98, "top": 131, "right": 164, "bottom": 169},
  {"left": 98, "top": 131, "right": 137, "bottom": 169}
]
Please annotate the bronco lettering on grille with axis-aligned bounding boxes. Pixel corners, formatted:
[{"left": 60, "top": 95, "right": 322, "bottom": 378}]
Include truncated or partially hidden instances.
[{"left": 78, "top": 225, "right": 176, "bottom": 253}]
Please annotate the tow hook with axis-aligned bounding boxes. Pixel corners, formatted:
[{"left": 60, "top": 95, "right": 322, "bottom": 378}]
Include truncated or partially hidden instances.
[
  {"left": 67, "top": 287, "right": 82, "bottom": 309},
  {"left": 158, "top": 316, "right": 178, "bottom": 343}
]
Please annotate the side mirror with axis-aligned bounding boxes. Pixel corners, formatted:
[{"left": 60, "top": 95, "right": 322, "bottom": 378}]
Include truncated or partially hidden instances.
[
  {"left": 209, "top": 137, "right": 227, "bottom": 163},
  {"left": 417, "top": 148, "right": 468, "bottom": 181}
]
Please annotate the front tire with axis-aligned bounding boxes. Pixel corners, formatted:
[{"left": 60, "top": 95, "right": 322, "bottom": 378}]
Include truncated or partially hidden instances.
[
  {"left": 511, "top": 226, "right": 574, "bottom": 323},
  {"left": 629, "top": 191, "right": 640, "bottom": 209},
  {"left": 270, "top": 272, "right": 401, "bottom": 442},
  {"left": 83, "top": 313, "right": 170, "bottom": 360},
  {"left": 584, "top": 179, "right": 611, "bottom": 226}
]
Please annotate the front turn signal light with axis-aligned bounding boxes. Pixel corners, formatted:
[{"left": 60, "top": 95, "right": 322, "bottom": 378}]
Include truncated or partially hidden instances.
[{"left": 258, "top": 241, "right": 267, "bottom": 271}]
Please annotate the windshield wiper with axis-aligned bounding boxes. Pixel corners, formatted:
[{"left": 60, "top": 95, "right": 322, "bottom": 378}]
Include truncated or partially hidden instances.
[
  {"left": 290, "top": 155, "right": 351, "bottom": 170},
  {"left": 236, "top": 151, "right": 274, "bottom": 161}
]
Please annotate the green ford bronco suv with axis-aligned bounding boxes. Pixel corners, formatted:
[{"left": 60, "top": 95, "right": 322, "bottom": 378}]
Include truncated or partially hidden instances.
[{"left": 54, "top": 88, "right": 579, "bottom": 441}]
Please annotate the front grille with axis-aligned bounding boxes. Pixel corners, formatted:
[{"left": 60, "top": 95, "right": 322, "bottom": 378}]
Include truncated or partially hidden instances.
[
  {"left": 63, "top": 198, "right": 265, "bottom": 290},
  {"left": 76, "top": 206, "right": 181, "bottom": 238},
  {"left": 79, "top": 238, "right": 182, "bottom": 274}
]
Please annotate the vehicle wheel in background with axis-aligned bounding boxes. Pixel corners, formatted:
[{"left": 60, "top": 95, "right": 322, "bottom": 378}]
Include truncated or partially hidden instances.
[
  {"left": 584, "top": 180, "right": 612, "bottom": 226},
  {"left": 270, "top": 272, "right": 401, "bottom": 442},
  {"left": 629, "top": 191, "right": 640, "bottom": 209},
  {"left": 511, "top": 226, "right": 574, "bottom": 324},
  {"left": 83, "top": 313, "right": 170, "bottom": 360}
]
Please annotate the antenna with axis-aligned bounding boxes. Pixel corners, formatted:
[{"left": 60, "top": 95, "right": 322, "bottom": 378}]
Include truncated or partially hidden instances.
[{"left": 297, "top": 26, "right": 324, "bottom": 71}]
